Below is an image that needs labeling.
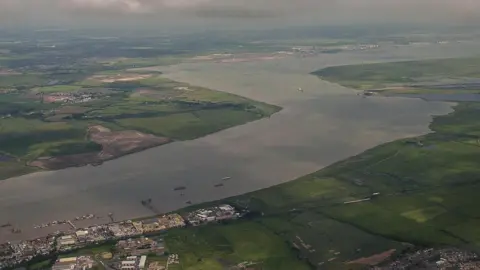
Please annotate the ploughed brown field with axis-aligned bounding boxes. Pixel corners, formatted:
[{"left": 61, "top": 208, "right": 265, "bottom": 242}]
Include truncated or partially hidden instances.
[
  {"left": 346, "top": 249, "right": 397, "bottom": 266},
  {"left": 90, "top": 74, "right": 152, "bottom": 83},
  {"left": 29, "top": 125, "right": 170, "bottom": 170}
]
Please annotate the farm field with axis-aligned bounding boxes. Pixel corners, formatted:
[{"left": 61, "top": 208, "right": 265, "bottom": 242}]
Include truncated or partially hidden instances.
[{"left": 164, "top": 222, "right": 311, "bottom": 270}]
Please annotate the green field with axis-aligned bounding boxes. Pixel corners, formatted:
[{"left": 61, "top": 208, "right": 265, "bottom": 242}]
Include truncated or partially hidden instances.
[
  {"left": 26, "top": 259, "right": 53, "bottom": 270},
  {"left": 313, "top": 57, "right": 480, "bottom": 90},
  {"left": 117, "top": 109, "right": 261, "bottom": 140},
  {"left": 165, "top": 222, "right": 311, "bottom": 270},
  {"left": 36, "top": 85, "right": 83, "bottom": 93},
  {"left": 162, "top": 58, "right": 480, "bottom": 269},
  {"left": 0, "top": 74, "right": 49, "bottom": 88},
  {"left": 0, "top": 118, "right": 92, "bottom": 158}
]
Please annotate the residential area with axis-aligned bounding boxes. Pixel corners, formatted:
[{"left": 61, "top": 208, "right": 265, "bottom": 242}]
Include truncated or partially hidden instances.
[{"left": 0, "top": 204, "right": 243, "bottom": 270}]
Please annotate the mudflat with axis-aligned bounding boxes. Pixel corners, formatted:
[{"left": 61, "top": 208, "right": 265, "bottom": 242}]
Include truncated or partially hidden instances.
[{"left": 28, "top": 126, "right": 171, "bottom": 170}]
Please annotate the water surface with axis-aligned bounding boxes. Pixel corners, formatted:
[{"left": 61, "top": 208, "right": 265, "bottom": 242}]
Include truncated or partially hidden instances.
[{"left": 394, "top": 93, "right": 480, "bottom": 102}]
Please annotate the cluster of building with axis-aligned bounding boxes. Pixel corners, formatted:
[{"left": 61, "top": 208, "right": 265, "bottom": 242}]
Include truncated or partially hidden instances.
[
  {"left": 0, "top": 236, "right": 56, "bottom": 269},
  {"left": 57, "top": 225, "right": 112, "bottom": 252},
  {"left": 185, "top": 204, "right": 239, "bottom": 226},
  {"left": 375, "top": 248, "right": 480, "bottom": 269},
  {"left": 43, "top": 93, "right": 94, "bottom": 104},
  {"left": 56, "top": 214, "right": 185, "bottom": 253},
  {"left": 109, "top": 214, "right": 185, "bottom": 239},
  {"left": 0, "top": 88, "right": 15, "bottom": 94},
  {"left": 115, "top": 253, "right": 179, "bottom": 270},
  {"left": 291, "top": 44, "right": 380, "bottom": 56},
  {"left": 117, "top": 255, "right": 147, "bottom": 270},
  {"left": 51, "top": 256, "right": 95, "bottom": 270},
  {"left": 0, "top": 205, "right": 241, "bottom": 269},
  {"left": 116, "top": 237, "right": 165, "bottom": 256},
  {"left": 167, "top": 254, "right": 179, "bottom": 266}
]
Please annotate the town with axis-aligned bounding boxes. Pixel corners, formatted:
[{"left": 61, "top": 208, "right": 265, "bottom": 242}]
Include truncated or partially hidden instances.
[
  {"left": 0, "top": 204, "right": 244, "bottom": 270},
  {"left": 374, "top": 247, "right": 480, "bottom": 269}
]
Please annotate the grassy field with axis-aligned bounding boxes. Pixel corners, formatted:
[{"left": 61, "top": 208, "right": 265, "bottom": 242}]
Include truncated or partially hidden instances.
[
  {"left": 26, "top": 259, "right": 53, "bottom": 270},
  {"left": 117, "top": 109, "right": 261, "bottom": 140},
  {"left": 58, "top": 243, "right": 115, "bottom": 258},
  {"left": 36, "top": 85, "right": 83, "bottom": 93},
  {"left": 0, "top": 161, "right": 39, "bottom": 180},
  {"left": 165, "top": 222, "right": 311, "bottom": 270},
  {"left": 0, "top": 118, "right": 90, "bottom": 158},
  {"left": 313, "top": 57, "right": 480, "bottom": 90},
  {"left": 0, "top": 74, "right": 50, "bottom": 88}
]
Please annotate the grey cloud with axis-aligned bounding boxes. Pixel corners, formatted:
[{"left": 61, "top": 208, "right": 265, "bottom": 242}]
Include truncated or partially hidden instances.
[
  {"left": 1, "top": 0, "right": 480, "bottom": 27},
  {"left": 192, "top": 6, "right": 278, "bottom": 19}
]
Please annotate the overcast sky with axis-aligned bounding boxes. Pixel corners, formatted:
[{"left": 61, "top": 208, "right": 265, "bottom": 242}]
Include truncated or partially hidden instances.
[{"left": 1, "top": 0, "right": 479, "bottom": 29}]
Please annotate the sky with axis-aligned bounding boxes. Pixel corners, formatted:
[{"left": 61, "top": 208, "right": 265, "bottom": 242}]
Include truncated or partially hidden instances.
[{"left": 0, "top": 0, "right": 479, "bottom": 29}]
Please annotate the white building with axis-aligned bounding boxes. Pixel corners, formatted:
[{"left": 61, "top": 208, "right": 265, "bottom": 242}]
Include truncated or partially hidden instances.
[
  {"left": 57, "top": 235, "right": 76, "bottom": 246},
  {"left": 139, "top": 256, "right": 147, "bottom": 269}
]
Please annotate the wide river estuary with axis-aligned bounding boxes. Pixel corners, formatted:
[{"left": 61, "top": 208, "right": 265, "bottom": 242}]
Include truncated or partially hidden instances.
[{"left": 1, "top": 41, "right": 479, "bottom": 242}]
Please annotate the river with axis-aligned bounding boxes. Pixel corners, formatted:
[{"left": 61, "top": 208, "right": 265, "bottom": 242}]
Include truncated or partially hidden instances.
[{"left": 1, "top": 41, "right": 479, "bottom": 242}]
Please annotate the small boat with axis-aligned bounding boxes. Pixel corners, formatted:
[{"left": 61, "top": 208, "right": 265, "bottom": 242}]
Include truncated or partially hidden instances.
[
  {"left": 91, "top": 161, "right": 103, "bottom": 167},
  {"left": 174, "top": 186, "right": 186, "bottom": 191},
  {"left": 363, "top": 91, "right": 375, "bottom": 96},
  {"left": 222, "top": 177, "right": 231, "bottom": 181},
  {"left": 186, "top": 201, "right": 192, "bottom": 205},
  {"left": 214, "top": 183, "right": 224, "bottom": 188},
  {"left": 0, "top": 223, "right": 11, "bottom": 228}
]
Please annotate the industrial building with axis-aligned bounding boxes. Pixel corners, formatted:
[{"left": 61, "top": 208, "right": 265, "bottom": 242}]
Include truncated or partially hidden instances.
[
  {"left": 51, "top": 256, "right": 94, "bottom": 270},
  {"left": 120, "top": 255, "right": 147, "bottom": 270},
  {"left": 116, "top": 237, "right": 164, "bottom": 256},
  {"left": 52, "top": 258, "right": 76, "bottom": 270},
  {"left": 185, "top": 204, "right": 239, "bottom": 226},
  {"left": 139, "top": 256, "right": 147, "bottom": 269},
  {"left": 75, "top": 230, "right": 89, "bottom": 243},
  {"left": 57, "top": 235, "right": 78, "bottom": 251}
]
